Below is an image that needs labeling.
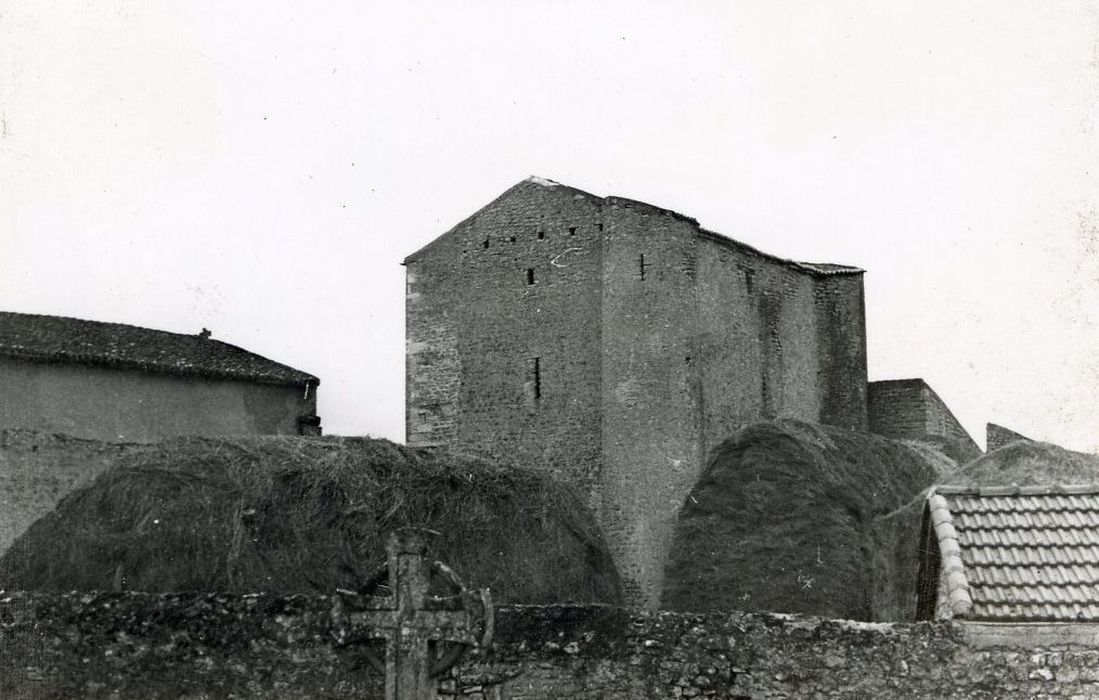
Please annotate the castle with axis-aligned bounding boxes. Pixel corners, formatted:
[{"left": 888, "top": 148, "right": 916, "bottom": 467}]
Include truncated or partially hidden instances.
[{"left": 403, "top": 176, "right": 980, "bottom": 606}]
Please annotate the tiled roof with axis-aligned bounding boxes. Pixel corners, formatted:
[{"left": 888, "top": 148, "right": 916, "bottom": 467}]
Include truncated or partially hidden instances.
[
  {"left": 0, "top": 312, "right": 318, "bottom": 387},
  {"left": 929, "top": 485, "right": 1099, "bottom": 621}
]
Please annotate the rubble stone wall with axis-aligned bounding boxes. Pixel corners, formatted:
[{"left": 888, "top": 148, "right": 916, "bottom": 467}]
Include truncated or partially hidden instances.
[{"left": 3, "top": 593, "right": 1097, "bottom": 699}]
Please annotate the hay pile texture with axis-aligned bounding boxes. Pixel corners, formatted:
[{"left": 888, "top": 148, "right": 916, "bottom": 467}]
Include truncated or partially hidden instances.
[
  {"left": 0, "top": 436, "right": 622, "bottom": 605},
  {"left": 660, "top": 421, "right": 952, "bottom": 621},
  {"left": 947, "top": 440, "right": 1099, "bottom": 486}
]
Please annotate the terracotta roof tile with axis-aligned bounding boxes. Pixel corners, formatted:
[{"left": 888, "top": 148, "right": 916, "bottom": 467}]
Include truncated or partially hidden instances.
[
  {"left": 0, "top": 311, "right": 318, "bottom": 387},
  {"left": 928, "top": 486, "right": 1099, "bottom": 621}
]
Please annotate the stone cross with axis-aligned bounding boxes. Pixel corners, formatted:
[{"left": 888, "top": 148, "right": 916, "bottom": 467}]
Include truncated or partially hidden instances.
[{"left": 332, "top": 529, "right": 491, "bottom": 700}]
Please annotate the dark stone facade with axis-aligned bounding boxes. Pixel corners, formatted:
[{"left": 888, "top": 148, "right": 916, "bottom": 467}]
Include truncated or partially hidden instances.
[{"left": 405, "top": 178, "right": 869, "bottom": 607}]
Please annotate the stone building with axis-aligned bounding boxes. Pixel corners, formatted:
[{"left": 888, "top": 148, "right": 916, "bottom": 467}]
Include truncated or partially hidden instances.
[
  {"left": 404, "top": 176, "right": 868, "bottom": 605},
  {"left": 0, "top": 311, "right": 320, "bottom": 443},
  {"left": 868, "top": 378, "right": 980, "bottom": 462}
]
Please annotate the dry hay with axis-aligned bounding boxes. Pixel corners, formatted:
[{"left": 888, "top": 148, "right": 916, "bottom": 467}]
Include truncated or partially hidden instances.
[
  {"left": 947, "top": 439, "right": 1099, "bottom": 487},
  {"left": 0, "top": 435, "right": 622, "bottom": 605},
  {"left": 660, "top": 420, "right": 950, "bottom": 621}
]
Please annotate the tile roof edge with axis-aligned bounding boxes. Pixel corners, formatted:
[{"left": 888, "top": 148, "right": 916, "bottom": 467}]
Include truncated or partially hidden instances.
[
  {"left": 927, "top": 489, "right": 973, "bottom": 618},
  {"left": 935, "top": 484, "right": 1099, "bottom": 496},
  {"left": 2, "top": 348, "right": 319, "bottom": 387}
]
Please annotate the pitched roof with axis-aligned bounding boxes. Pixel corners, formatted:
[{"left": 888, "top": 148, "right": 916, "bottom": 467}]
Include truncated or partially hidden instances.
[
  {"left": 405, "top": 176, "right": 864, "bottom": 277},
  {"left": 0, "top": 312, "right": 318, "bottom": 387},
  {"left": 927, "top": 485, "right": 1099, "bottom": 621}
]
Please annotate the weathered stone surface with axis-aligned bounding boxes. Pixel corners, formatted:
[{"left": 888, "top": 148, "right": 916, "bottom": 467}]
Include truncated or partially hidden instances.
[
  {"left": 4, "top": 593, "right": 1099, "bottom": 698},
  {"left": 405, "top": 178, "right": 869, "bottom": 607}
]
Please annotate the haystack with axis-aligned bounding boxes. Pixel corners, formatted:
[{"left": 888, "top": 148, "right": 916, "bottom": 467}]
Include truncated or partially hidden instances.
[
  {"left": 946, "top": 439, "right": 1099, "bottom": 487},
  {"left": 660, "top": 420, "right": 952, "bottom": 620},
  {"left": 0, "top": 436, "right": 622, "bottom": 604}
]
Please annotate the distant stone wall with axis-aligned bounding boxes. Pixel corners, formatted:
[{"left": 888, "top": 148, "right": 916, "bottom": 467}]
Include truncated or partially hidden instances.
[
  {"left": 987, "top": 423, "right": 1033, "bottom": 452},
  {"left": 868, "top": 379, "right": 981, "bottom": 462},
  {"left": 4, "top": 592, "right": 1099, "bottom": 699},
  {"left": 0, "top": 430, "right": 149, "bottom": 556}
]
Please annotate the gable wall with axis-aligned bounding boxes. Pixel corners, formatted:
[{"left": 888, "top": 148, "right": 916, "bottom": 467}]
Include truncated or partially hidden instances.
[{"left": 405, "top": 182, "right": 606, "bottom": 489}]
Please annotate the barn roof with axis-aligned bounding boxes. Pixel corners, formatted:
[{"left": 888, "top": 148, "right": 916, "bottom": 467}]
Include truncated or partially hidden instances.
[
  {"left": 926, "top": 485, "right": 1099, "bottom": 621},
  {"left": 0, "top": 311, "right": 318, "bottom": 387}
]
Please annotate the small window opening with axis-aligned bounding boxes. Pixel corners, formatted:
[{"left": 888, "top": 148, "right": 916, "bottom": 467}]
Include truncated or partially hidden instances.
[
  {"left": 743, "top": 268, "right": 755, "bottom": 294},
  {"left": 537, "top": 230, "right": 545, "bottom": 240},
  {"left": 510, "top": 235, "right": 516, "bottom": 242},
  {"left": 526, "top": 268, "right": 535, "bottom": 285},
  {"left": 639, "top": 253, "right": 649, "bottom": 280},
  {"left": 597, "top": 223, "right": 604, "bottom": 232},
  {"left": 482, "top": 238, "right": 489, "bottom": 249},
  {"left": 568, "top": 226, "right": 577, "bottom": 235}
]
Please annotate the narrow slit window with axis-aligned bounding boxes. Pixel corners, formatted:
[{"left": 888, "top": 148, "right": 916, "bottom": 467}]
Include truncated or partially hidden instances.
[
  {"left": 639, "top": 253, "right": 649, "bottom": 280},
  {"left": 483, "top": 238, "right": 490, "bottom": 249},
  {"left": 525, "top": 357, "right": 542, "bottom": 406},
  {"left": 596, "top": 223, "right": 604, "bottom": 232},
  {"left": 526, "top": 268, "right": 536, "bottom": 285}
]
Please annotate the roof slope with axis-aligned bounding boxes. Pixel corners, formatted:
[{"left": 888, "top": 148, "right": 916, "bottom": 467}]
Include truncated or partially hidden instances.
[
  {"left": 928, "top": 485, "right": 1099, "bottom": 621},
  {"left": 406, "top": 176, "right": 863, "bottom": 277},
  {"left": 0, "top": 312, "right": 317, "bottom": 386}
]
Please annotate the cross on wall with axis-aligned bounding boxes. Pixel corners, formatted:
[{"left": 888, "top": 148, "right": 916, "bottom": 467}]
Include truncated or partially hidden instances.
[{"left": 332, "top": 529, "right": 492, "bottom": 700}]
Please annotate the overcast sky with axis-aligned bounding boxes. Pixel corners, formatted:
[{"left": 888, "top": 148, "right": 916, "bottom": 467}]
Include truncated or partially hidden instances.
[{"left": 2, "top": 2, "right": 1097, "bottom": 452}]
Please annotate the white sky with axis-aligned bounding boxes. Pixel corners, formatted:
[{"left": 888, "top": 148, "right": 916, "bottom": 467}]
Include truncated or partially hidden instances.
[{"left": 2, "top": 2, "right": 1097, "bottom": 452}]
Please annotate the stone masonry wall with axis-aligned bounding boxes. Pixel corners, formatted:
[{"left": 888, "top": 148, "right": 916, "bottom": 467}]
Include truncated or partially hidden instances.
[
  {"left": 407, "top": 179, "right": 871, "bottom": 609},
  {"left": 0, "top": 430, "right": 151, "bottom": 556},
  {"left": 599, "top": 199, "right": 703, "bottom": 607},
  {"left": 814, "top": 274, "right": 869, "bottom": 431},
  {"left": 4, "top": 592, "right": 1099, "bottom": 699},
  {"left": 987, "top": 423, "right": 1032, "bottom": 452},
  {"left": 868, "top": 379, "right": 981, "bottom": 461},
  {"left": 405, "top": 180, "right": 606, "bottom": 491}
]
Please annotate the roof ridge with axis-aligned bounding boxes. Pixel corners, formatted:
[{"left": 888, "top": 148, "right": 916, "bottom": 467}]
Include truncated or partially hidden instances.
[
  {"left": 936, "top": 484, "right": 1099, "bottom": 496},
  {"left": 927, "top": 490, "right": 973, "bottom": 617},
  {"left": 0, "top": 311, "right": 318, "bottom": 386}
]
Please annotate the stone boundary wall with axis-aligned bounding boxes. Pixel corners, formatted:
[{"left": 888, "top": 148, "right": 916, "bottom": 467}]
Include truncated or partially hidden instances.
[{"left": 2, "top": 592, "right": 1097, "bottom": 699}]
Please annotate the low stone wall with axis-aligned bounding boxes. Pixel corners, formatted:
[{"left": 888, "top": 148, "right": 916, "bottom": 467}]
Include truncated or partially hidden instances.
[{"left": 3, "top": 592, "right": 1099, "bottom": 699}]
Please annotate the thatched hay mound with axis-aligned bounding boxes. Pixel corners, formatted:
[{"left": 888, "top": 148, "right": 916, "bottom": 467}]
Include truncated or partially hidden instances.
[
  {"left": 0, "top": 436, "right": 622, "bottom": 605},
  {"left": 947, "top": 440, "right": 1099, "bottom": 487},
  {"left": 660, "top": 421, "right": 951, "bottom": 620}
]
